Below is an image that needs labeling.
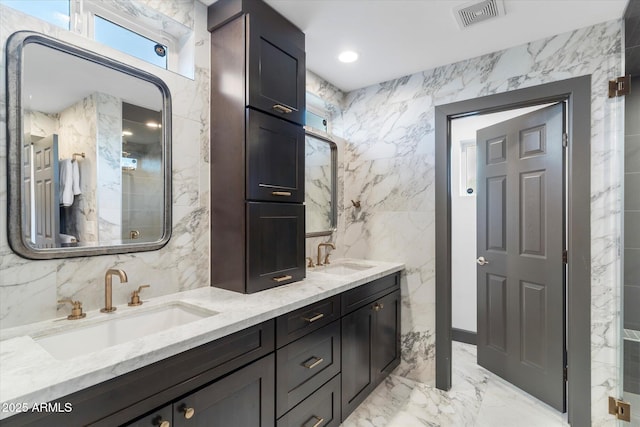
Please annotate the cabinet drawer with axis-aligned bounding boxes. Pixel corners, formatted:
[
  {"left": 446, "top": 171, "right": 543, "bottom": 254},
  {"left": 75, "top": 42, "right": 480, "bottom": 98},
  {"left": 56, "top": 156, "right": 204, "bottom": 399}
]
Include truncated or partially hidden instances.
[
  {"left": 342, "top": 272, "right": 400, "bottom": 315},
  {"left": 246, "top": 202, "right": 305, "bottom": 293},
  {"left": 276, "top": 295, "right": 340, "bottom": 348},
  {"left": 276, "top": 374, "right": 341, "bottom": 427},
  {"left": 276, "top": 321, "right": 341, "bottom": 417},
  {"left": 247, "top": 109, "right": 304, "bottom": 203}
]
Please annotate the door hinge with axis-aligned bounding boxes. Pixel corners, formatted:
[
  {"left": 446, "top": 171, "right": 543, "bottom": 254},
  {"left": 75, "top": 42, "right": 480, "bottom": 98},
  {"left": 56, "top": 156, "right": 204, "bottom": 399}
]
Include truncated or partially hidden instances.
[
  {"left": 562, "top": 133, "right": 568, "bottom": 148},
  {"left": 608, "top": 75, "right": 631, "bottom": 98},
  {"left": 608, "top": 396, "right": 631, "bottom": 422},
  {"left": 562, "top": 250, "right": 568, "bottom": 264}
]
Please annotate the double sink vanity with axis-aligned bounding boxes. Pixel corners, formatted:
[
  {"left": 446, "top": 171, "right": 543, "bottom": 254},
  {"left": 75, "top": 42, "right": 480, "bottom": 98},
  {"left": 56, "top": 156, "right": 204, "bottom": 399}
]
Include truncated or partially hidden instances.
[
  {"left": 0, "top": 259, "right": 404, "bottom": 426},
  {"left": 1, "top": 1, "right": 404, "bottom": 426}
]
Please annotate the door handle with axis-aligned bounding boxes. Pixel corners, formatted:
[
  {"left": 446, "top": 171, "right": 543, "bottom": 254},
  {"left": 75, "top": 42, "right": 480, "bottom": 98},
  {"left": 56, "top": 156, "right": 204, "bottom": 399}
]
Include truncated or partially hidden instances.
[
  {"left": 272, "top": 104, "right": 293, "bottom": 114},
  {"left": 302, "top": 356, "right": 324, "bottom": 369},
  {"left": 476, "top": 256, "right": 489, "bottom": 266}
]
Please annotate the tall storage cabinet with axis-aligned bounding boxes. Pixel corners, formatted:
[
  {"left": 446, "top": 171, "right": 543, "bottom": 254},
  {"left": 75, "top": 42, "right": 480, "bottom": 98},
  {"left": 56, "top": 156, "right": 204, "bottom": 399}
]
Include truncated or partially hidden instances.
[{"left": 208, "top": 0, "right": 306, "bottom": 293}]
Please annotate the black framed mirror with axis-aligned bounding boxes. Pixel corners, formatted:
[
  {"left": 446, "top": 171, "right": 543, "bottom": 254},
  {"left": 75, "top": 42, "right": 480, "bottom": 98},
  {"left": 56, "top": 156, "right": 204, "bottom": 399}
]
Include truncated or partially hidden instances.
[{"left": 6, "top": 31, "right": 172, "bottom": 259}]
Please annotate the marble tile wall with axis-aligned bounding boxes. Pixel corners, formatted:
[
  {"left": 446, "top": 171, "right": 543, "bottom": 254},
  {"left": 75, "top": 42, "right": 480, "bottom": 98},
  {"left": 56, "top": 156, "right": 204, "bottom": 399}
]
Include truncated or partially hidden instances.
[
  {"left": 0, "top": 0, "right": 210, "bottom": 328},
  {"left": 95, "top": 92, "right": 123, "bottom": 244},
  {"left": 308, "top": 21, "right": 624, "bottom": 426},
  {"left": 57, "top": 94, "right": 99, "bottom": 243}
]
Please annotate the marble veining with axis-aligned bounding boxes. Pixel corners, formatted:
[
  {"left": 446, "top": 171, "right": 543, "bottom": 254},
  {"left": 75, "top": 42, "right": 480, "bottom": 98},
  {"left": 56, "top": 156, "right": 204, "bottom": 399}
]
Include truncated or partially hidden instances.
[
  {"left": 0, "top": 1, "right": 211, "bottom": 327},
  {"left": 307, "top": 18, "right": 624, "bottom": 425},
  {"left": 342, "top": 342, "right": 568, "bottom": 427},
  {"left": 0, "top": 260, "right": 404, "bottom": 420}
]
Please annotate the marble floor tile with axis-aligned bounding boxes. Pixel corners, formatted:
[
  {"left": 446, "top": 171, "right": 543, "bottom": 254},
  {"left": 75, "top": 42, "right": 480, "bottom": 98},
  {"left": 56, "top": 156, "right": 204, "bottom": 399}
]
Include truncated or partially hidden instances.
[{"left": 342, "top": 342, "right": 568, "bottom": 427}]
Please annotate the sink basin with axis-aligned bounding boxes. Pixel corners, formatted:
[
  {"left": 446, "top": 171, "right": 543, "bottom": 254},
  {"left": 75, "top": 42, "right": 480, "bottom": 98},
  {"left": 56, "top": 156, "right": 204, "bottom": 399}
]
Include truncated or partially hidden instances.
[
  {"left": 33, "top": 302, "right": 217, "bottom": 360},
  {"left": 317, "top": 262, "right": 374, "bottom": 276}
]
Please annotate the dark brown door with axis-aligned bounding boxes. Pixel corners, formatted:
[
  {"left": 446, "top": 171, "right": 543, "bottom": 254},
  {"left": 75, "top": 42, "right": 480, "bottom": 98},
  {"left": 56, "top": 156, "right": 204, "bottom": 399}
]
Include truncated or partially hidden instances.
[
  {"left": 476, "top": 103, "right": 566, "bottom": 411},
  {"left": 372, "top": 290, "right": 401, "bottom": 378},
  {"left": 33, "top": 135, "right": 60, "bottom": 248},
  {"left": 172, "top": 354, "right": 275, "bottom": 427},
  {"left": 246, "top": 202, "right": 305, "bottom": 292},
  {"left": 246, "top": 16, "right": 305, "bottom": 125},
  {"left": 246, "top": 109, "right": 304, "bottom": 203}
]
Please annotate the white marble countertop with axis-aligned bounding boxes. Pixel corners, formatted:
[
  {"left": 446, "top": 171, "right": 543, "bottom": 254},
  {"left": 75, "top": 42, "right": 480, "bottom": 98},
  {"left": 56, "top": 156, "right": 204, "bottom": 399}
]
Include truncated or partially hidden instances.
[{"left": 0, "top": 259, "right": 403, "bottom": 420}]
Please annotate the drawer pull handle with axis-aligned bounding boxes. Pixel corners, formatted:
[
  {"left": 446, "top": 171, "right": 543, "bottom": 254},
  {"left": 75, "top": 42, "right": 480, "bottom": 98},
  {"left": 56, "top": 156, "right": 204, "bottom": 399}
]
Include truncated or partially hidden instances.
[
  {"left": 302, "top": 356, "right": 324, "bottom": 369},
  {"left": 273, "top": 104, "right": 293, "bottom": 114},
  {"left": 303, "top": 313, "right": 324, "bottom": 323},
  {"left": 373, "top": 302, "right": 384, "bottom": 311},
  {"left": 181, "top": 405, "right": 195, "bottom": 419},
  {"left": 272, "top": 191, "right": 292, "bottom": 196},
  {"left": 273, "top": 275, "right": 293, "bottom": 283},
  {"left": 152, "top": 417, "right": 171, "bottom": 427},
  {"left": 304, "top": 415, "right": 325, "bottom": 427}
]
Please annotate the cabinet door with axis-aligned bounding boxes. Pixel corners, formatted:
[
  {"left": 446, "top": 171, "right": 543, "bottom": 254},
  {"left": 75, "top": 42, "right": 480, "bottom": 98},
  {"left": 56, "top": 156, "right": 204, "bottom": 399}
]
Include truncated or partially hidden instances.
[
  {"left": 341, "top": 289, "right": 402, "bottom": 421},
  {"left": 247, "top": 202, "right": 305, "bottom": 293},
  {"left": 247, "top": 109, "right": 304, "bottom": 203},
  {"left": 340, "top": 304, "right": 374, "bottom": 420},
  {"left": 246, "top": 17, "right": 305, "bottom": 125},
  {"left": 172, "top": 354, "right": 275, "bottom": 427},
  {"left": 372, "top": 290, "right": 401, "bottom": 379}
]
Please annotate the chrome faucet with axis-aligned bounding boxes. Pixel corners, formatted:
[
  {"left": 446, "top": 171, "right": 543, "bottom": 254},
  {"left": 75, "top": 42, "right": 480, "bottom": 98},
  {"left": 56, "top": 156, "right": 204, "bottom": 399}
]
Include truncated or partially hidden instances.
[
  {"left": 101, "top": 269, "right": 128, "bottom": 313},
  {"left": 317, "top": 242, "right": 336, "bottom": 266}
]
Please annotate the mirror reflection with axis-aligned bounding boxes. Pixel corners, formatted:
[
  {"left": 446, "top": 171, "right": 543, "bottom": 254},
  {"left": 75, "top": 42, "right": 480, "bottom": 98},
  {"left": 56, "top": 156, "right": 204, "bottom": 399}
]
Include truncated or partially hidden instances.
[
  {"left": 305, "top": 129, "right": 336, "bottom": 236},
  {"left": 7, "top": 32, "right": 171, "bottom": 258}
]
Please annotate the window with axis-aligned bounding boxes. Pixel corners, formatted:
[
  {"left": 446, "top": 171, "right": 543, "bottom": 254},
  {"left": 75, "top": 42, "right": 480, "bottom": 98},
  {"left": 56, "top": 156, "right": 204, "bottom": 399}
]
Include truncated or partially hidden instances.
[
  {"left": 306, "top": 110, "right": 328, "bottom": 133},
  {"left": 94, "top": 16, "right": 168, "bottom": 69},
  {"left": 1, "top": 0, "right": 70, "bottom": 29},
  {"left": 460, "top": 140, "right": 477, "bottom": 196}
]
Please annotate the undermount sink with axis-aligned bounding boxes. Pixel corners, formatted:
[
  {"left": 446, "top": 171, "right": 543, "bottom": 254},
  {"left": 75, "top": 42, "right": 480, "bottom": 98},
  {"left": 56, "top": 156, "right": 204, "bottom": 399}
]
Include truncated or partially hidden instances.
[
  {"left": 33, "top": 302, "right": 218, "bottom": 360},
  {"left": 316, "top": 261, "right": 374, "bottom": 276}
]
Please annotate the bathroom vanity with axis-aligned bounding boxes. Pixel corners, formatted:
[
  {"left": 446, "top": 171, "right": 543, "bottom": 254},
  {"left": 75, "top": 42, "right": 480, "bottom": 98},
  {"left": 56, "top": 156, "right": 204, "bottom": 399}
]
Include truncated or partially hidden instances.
[{"left": 0, "top": 260, "right": 403, "bottom": 426}]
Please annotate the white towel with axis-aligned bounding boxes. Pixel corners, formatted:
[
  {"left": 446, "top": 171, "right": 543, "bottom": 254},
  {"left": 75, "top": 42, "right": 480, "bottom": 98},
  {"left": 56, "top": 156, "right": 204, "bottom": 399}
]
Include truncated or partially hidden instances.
[
  {"left": 59, "top": 159, "right": 74, "bottom": 207},
  {"left": 72, "top": 160, "right": 81, "bottom": 196}
]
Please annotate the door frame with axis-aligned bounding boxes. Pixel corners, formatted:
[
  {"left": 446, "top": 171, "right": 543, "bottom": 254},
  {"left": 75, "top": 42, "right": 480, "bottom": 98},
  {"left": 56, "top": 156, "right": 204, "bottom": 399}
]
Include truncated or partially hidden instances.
[{"left": 435, "top": 76, "right": 591, "bottom": 426}]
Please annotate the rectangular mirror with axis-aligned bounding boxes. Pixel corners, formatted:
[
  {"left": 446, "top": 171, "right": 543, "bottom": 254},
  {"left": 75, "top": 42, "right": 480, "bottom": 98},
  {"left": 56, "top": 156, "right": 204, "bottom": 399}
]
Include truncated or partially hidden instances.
[
  {"left": 6, "top": 31, "right": 172, "bottom": 259},
  {"left": 304, "top": 128, "right": 336, "bottom": 237}
]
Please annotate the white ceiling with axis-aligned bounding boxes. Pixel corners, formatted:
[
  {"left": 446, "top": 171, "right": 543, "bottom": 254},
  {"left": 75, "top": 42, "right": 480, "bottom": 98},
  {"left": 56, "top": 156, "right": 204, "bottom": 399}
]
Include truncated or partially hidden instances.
[{"left": 206, "top": 0, "right": 629, "bottom": 92}]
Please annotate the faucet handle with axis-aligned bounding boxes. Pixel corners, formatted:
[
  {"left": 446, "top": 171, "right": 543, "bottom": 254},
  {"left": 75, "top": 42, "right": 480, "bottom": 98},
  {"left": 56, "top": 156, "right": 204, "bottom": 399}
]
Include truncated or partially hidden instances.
[
  {"left": 128, "top": 285, "right": 150, "bottom": 306},
  {"left": 306, "top": 257, "right": 315, "bottom": 268},
  {"left": 58, "top": 299, "right": 86, "bottom": 320},
  {"left": 324, "top": 253, "right": 332, "bottom": 265}
]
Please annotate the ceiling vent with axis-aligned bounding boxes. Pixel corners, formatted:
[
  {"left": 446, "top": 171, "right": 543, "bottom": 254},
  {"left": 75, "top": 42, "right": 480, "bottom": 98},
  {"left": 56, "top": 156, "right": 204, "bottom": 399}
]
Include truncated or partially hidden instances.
[{"left": 453, "top": 0, "right": 505, "bottom": 29}]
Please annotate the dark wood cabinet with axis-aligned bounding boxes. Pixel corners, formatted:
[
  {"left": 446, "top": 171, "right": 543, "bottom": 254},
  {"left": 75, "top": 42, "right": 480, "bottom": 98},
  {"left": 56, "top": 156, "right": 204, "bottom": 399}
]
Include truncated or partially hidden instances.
[
  {"left": 173, "top": 354, "right": 275, "bottom": 427},
  {"left": 3, "top": 273, "right": 401, "bottom": 427},
  {"left": 246, "top": 17, "right": 305, "bottom": 125},
  {"left": 247, "top": 109, "right": 304, "bottom": 203},
  {"left": 246, "top": 202, "right": 305, "bottom": 292},
  {"left": 341, "top": 279, "right": 401, "bottom": 421},
  {"left": 208, "top": 0, "right": 305, "bottom": 126},
  {"left": 209, "top": 0, "right": 306, "bottom": 294},
  {"left": 276, "top": 321, "right": 341, "bottom": 417},
  {"left": 276, "top": 374, "right": 341, "bottom": 427}
]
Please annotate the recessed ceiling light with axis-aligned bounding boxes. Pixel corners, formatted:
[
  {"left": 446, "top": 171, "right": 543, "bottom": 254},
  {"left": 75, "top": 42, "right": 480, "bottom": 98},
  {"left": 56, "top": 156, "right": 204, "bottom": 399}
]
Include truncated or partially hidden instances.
[
  {"left": 338, "top": 50, "right": 358, "bottom": 63},
  {"left": 146, "top": 122, "right": 162, "bottom": 129},
  {"left": 122, "top": 130, "right": 133, "bottom": 136}
]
